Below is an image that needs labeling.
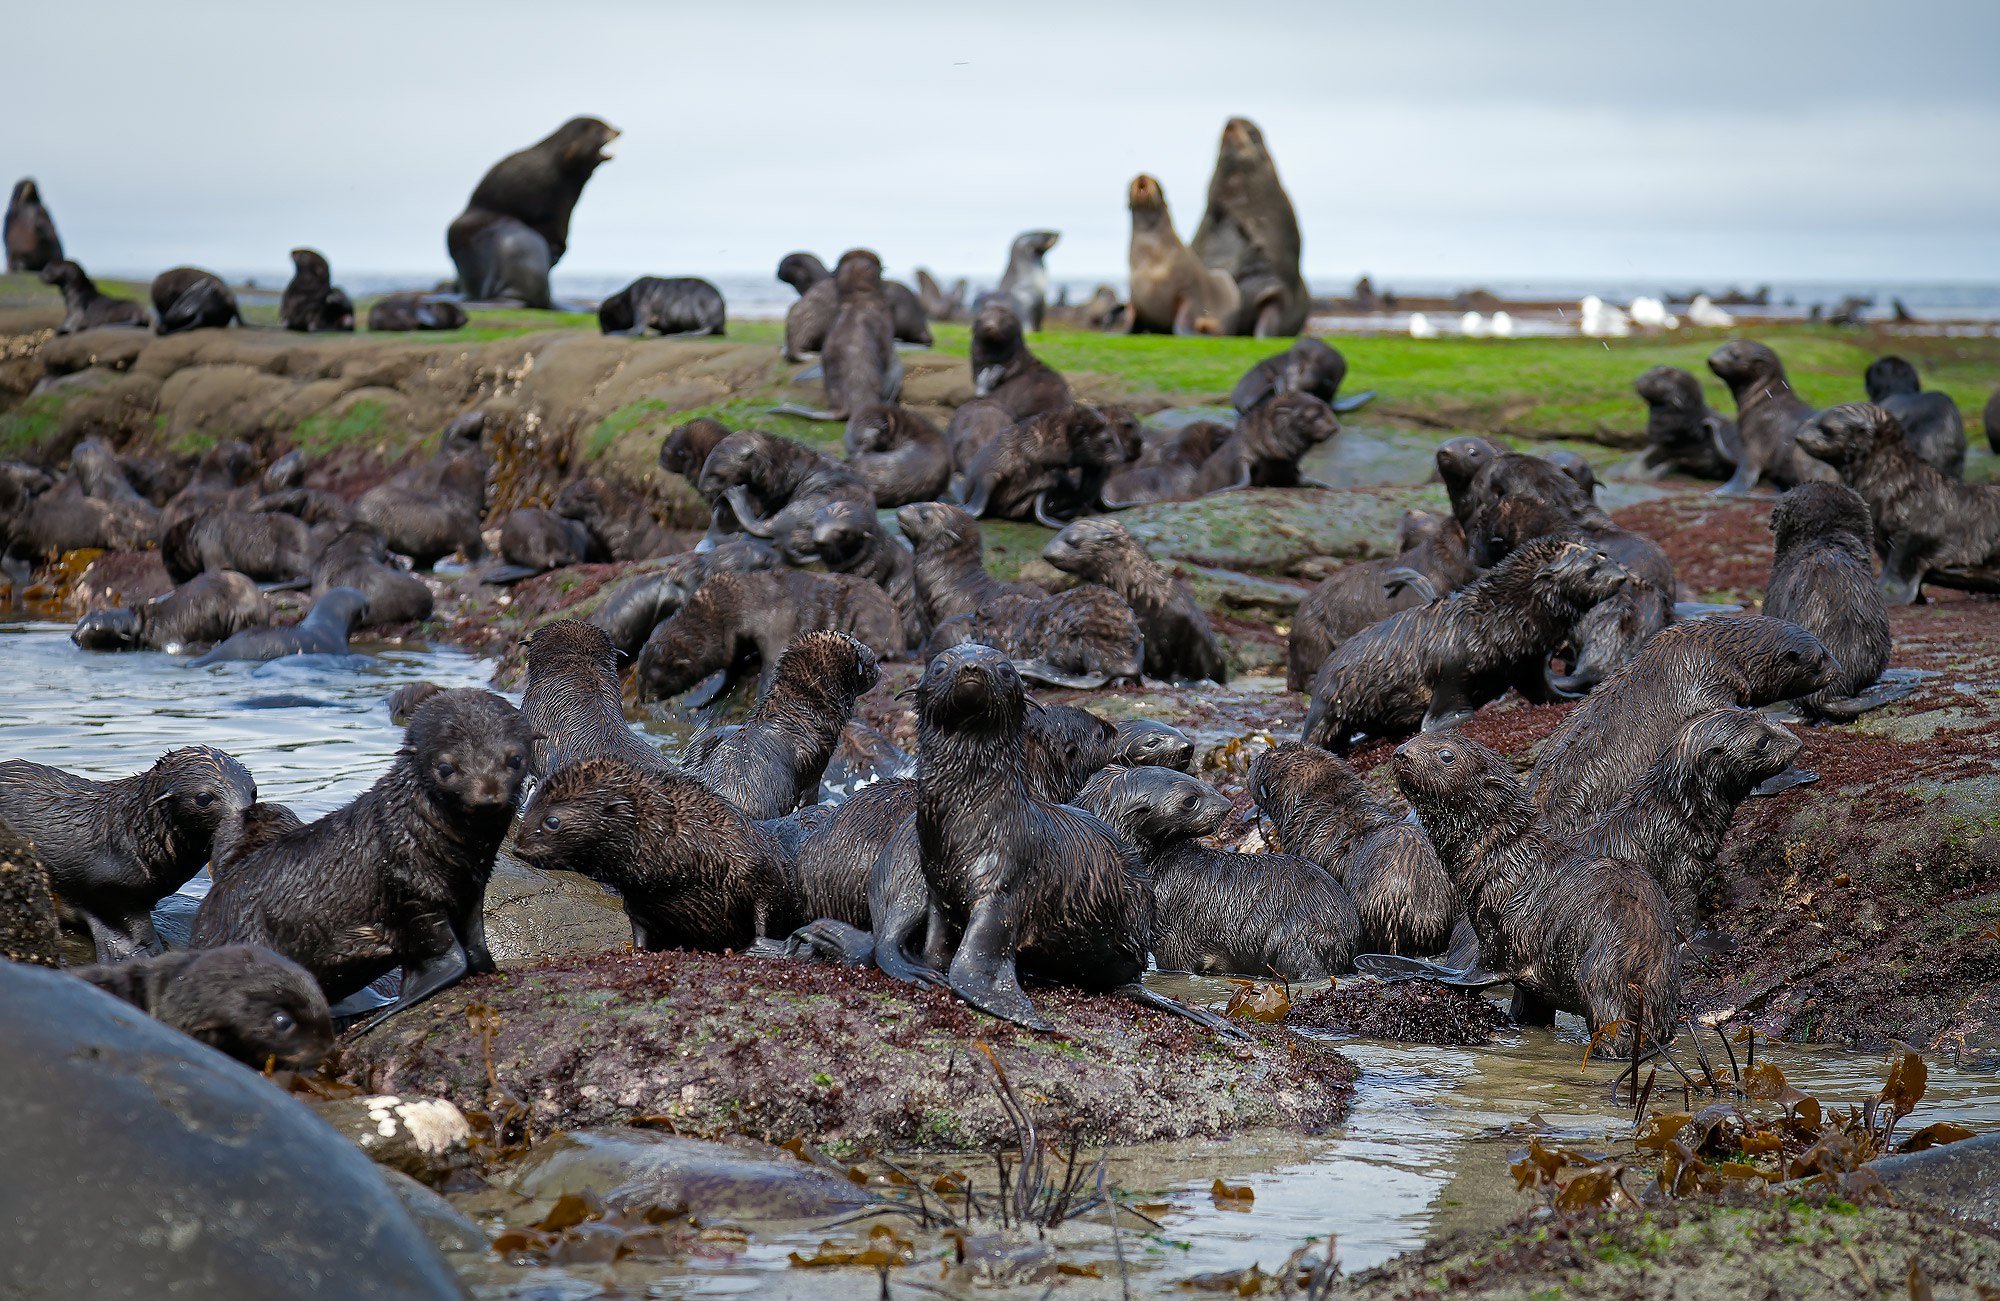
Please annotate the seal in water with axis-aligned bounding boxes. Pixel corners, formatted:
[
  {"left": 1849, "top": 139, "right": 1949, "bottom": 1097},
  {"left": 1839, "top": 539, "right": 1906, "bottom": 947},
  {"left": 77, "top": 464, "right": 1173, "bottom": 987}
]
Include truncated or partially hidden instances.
[
  {"left": 683, "top": 630, "right": 880, "bottom": 818},
  {"left": 71, "top": 944, "right": 334, "bottom": 1069},
  {"left": 1043, "top": 516, "right": 1227, "bottom": 683},
  {"left": 4, "top": 177, "right": 61, "bottom": 272},
  {"left": 189, "top": 587, "right": 369, "bottom": 666},
  {"left": 1863, "top": 355, "right": 1966, "bottom": 479},
  {"left": 923, "top": 582, "right": 1144, "bottom": 690},
  {"left": 355, "top": 409, "right": 489, "bottom": 567},
  {"left": 519, "top": 619, "right": 678, "bottom": 778},
  {"left": 1634, "top": 365, "right": 1739, "bottom": 480},
  {"left": 1232, "top": 336, "right": 1368, "bottom": 413},
  {"left": 1192, "top": 117, "right": 1310, "bottom": 337},
  {"left": 40, "top": 259, "right": 148, "bottom": 333},
  {"left": 633, "top": 569, "right": 902, "bottom": 705},
  {"left": 1527, "top": 613, "right": 1834, "bottom": 833},
  {"left": 1287, "top": 510, "right": 1476, "bottom": 691},
  {"left": 598, "top": 276, "right": 727, "bottom": 337},
  {"left": 149, "top": 267, "right": 241, "bottom": 334},
  {"left": 1111, "top": 718, "right": 1195, "bottom": 772},
  {"left": 1706, "top": 340, "right": 1836, "bottom": 495},
  {"left": 0, "top": 745, "right": 255, "bottom": 960},
  {"left": 1794, "top": 401, "right": 2000, "bottom": 604},
  {"left": 278, "top": 248, "right": 355, "bottom": 332},
  {"left": 1762, "top": 482, "right": 1897, "bottom": 719},
  {"left": 896, "top": 501, "right": 1041, "bottom": 637},
  {"left": 844, "top": 402, "right": 951, "bottom": 507},
  {"left": 770, "top": 249, "right": 900, "bottom": 422},
  {"left": 1123, "top": 173, "right": 1238, "bottom": 334},
  {"left": 996, "top": 229, "right": 1058, "bottom": 331},
  {"left": 72, "top": 569, "right": 269, "bottom": 653},
  {"left": 1301, "top": 537, "right": 1629, "bottom": 754},
  {"left": 311, "top": 523, "right": 435, "bottom": 627},
  {"left": 1250, "top": 741, "right": 1460, "bottom": 957},
  {"left": 448, "top": 116, "right": 619, "bottom": 307},
  {"left": 367, "top": 294, "right": 468, "bottom": 331},
  {"left": 191, "top": 688, "right": 529, "bottom": 1023}
]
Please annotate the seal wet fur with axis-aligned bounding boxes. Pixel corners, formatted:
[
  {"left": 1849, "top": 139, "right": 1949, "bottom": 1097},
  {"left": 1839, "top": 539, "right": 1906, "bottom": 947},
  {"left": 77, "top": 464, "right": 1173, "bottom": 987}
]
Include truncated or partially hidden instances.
[
  {"left": 1762, "top": 482, "right": 1896, "bottom": 719},
  {"left": 843, "top": 403, "right": 951, "bottom": 507},
  {"left": 1233, "top": 337, "right": 1350, "bottom": 413},
  {"left": 957, "top": 404, "right": 1137, "bottom": 523},
  {"left": 770, "top": 249, "right": 900, "bottom": 422},
  {"left": 519, "top": 619, "right": 677, "bottom": 778},
  {"left": 72, "top": 945, "right": 334, "bottom": 1069},
  {"left": 1634, "top": 365, "right": 1739, "bottom": 480},
  {"left": 355, "top": 410, "right": 489, "bottom": 568},
  {"left": 72, "top": 570, "right": 269, "bottom": 653},
  {"left": 633, "top": 569, "right": 902, "bottom": 704},
  {"left": 1287, "top": 510, "right": 1475, "bottom": 691},
  {"left": 311, "top": 524, "right": 435, "bottom": 627},
  {"left": 1043, "top": 516, "right": 1227, "bottom": 682},
  {"left": 1707, "top": 340, "right": 1836, "bottom": 495},
  {"left": 923, "top": 583, "right": 1143, "bottom": 690},
  {"left": 598, "top": 276, "right": 727, "bottom": 337},
  {"left": 189, "top": 588, "right": 369, "bottom": 666},
  {"left": 896, "top": 501, "right": 1040, "bottom": 637},
  {"left": 162, "top": 508, "right": 313, "bottom": 585}
]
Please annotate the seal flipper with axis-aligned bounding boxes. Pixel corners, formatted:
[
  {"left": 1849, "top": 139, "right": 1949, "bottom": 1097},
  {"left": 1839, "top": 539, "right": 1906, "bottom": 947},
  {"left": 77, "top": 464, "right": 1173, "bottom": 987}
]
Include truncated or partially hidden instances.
[
  {"left": 1805, "top": 674, "right": 1921, "bottom": 721},
  {"left": 1379, "top": 567, "right": 1437, "bottom": 602},
  {"left": 1011, "top": 659, "right": 1112, "bottom": 691},
  {"left": 791, "top": 363, "right": 825, "bottom": 383},
  {"left": 475, "top": 563, "right": 547, "bottom": 586},
  {"left": 1353, "top": 952, "right": 1512, "bottom": 989},
  {"left": 946, "top": 898, "right": 1052, "bottom": 1032},
  {"left": 1332, "top": 389, "right": 1377, "bottom": 414},
  {"left": 784, "top": 919, "right": 876, "bottom": 965},
  {"left": 767, "top": 403, "right": 846, "bottom": 422},
  {"left": 1750, "top": 766, "right": 1818, "bottom": 798},
  {"left": 679, "top": 668, "right": 735, "bottom": 709},
  {"left": 349, "top": 927, "right": 470, "bottom": 1037},
  {"left": 1115, "top": 982, "right": 1250, "bottom": 1041},
  {"left": 724, "top": 486, "right": 777, "bottom": 538},
  {"left": 1031, "top": 490, "right": 1072, "bottom": 531}
]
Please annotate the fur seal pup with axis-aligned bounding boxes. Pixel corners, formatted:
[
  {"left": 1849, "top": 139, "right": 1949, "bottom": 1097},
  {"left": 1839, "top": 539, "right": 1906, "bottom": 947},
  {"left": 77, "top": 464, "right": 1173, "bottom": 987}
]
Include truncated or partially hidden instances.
[
  {"left": 996, "top": 230, "right": 1058, "bottom": 331},
  {"left": 191, "top": 688, "right": 528, "bottom": 1020},
  {"left": 1288, "top": 511, "right": 1475, "bottom": 691},
  {"left": 0, "top": 746, "right": 255, "bottom": 960},
  {"left": 1581, "top": 708, "right": 1800, "bottom": 936},
  {"left": 1192, "top": 117, "right": 1310, "bottom": 337},
  {"left": 553, "top": 475, "right": 676, "bottom": 561},
  {"left": 188, "top": 588, "right": 369, "bottom": 666},
  {"left": 772, "top": 250, "right": 901, "bottom": 422},
  {"left": 248, "top": 451, "right": 353, "bottom": 529},
  {"left": 1436, "top": 436, "right": 1506, "bottom": 525},
  {"left": 514, "top": 756, "right": 803, "bottom": 950},
  {"left": 1634, "top": 365, "right": 1739, "bottom": 480},
  {"left": 1707, "top": 340, "right": 1836, "bottom": 495},
  {"left": 40, "top": 260, "right": 148, "bottom": 333},
  {"left": 923, "top": 582, "right": 1144, "bottom": 690},
  {"left": 1188, "top": 392, "right": 1340, "bottom": 495},
  {"left": 1043, "top": 516, "right": 1227, "bottom": 682},
  {"left": 598, "top": 276, "right": 726, "bottom": 337},
  {"left": 896, "top": 501, "right": 1040, "bottom": 636},
  {"left": 1544, "top": 450, "right": 1598, "bottom": 499},
  {"left": 448, "top": 117, "right": 619, "bottom": 307},
  {"left": 1795, "top": 402, "right": 2000, "bottom": 603},
  {"left": 491, "top": 507, "right": 597, "bottom": 581},
  {"left": 1302, "top": 537, "right": 1629, "bottom": 753},
  {"left": 843, "top": 403, "right": 951, "bottom": 507},
  {"left": 366, "top": 294, "right": 468, "bottom": 332},
  {"left": 1528, "top": 613, "right": 1834, "bottom": 832},
  {"left": 162, "top": 509, "right": 313, "bottom": 585},
  {"left": 1232, "top": 337, "right": 1369, "bottom": 414},
  {"left": 958, "top": 404, "right": 1137, "bottom": 524},
  {"left": 73, "top": 570, "right": 269, "bottom": 653},
  {"left": 1098, "top": 420, "right": 1234, "bottom": 506},
  {"left": 4, "top": 178, "right": 60, "bottom": 272},
  {"left": 779, "top": 251, "right": 932, "bottom": 358},
  {"left": 68, "top": 438, "right": 161, "bottom": 535},
  {"left": 965, "top": 296, "right": 1072, "bottom": 419},
  {"left": 311, "top": 524, "right": 434, "bottom": 627},
  {"left": 660, "top": 417, "right": 732, "bottom": 484},
  {"left": 1389, "top": 732, "right": 1680, "bottom": 1048},
  {"left": 682, "top": 630, "right": 879, "bottom": 818},
  {"left": 696, "top": 428, "right": 874, "bottom": 550},
  {"left": 634, "top": 569, "right": 902, "bottom": 704},
  {"left": 1762, "top": 482, "right": 1896, "bottom": 719},
  {"left": 279, "top": 248, "right": 355, "bottom": 333},
  {"left": 159, "top": 439, "right": 257, "bottom": 535},
  {"left": 150, "top": 267, "right": 241, "bottom": 334},
  {"left": 355, "top": 410, "right": 489, "bottom": 568},
  {"left": 519, "top": 619, "right": 677, "bottom": 778},
  {"left": 1863, "top": 356, "right": 1966, "bottom": 479},
  {"left": 72, "top": 945, "right": 334, "bottom": 1069},
  {"left": 1251, "top": 742, "right": 1459, "bottom": 957},
  {"left": 1111, "top": 718, "right": 1194, "bottom": 771},
  {"left": 1124, "top": 174, "right": 1238, "bottom": 334}
]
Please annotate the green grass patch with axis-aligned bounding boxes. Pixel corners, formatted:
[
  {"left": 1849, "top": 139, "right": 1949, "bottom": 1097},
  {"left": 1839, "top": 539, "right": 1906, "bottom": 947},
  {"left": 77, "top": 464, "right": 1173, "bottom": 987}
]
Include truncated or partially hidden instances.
[
  {"left": 0, "top": 389, "right": 67, "bottom": 456},
  {"left": 294, "top": 399, "right": 390, "bottom": 455}
]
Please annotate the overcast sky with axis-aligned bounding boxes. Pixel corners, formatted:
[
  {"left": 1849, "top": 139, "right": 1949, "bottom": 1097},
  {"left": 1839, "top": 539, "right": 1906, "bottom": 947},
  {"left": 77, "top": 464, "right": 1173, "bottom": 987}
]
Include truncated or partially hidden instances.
[{"left": 6, "top": 1, "right": 1996, "bottom": 289}]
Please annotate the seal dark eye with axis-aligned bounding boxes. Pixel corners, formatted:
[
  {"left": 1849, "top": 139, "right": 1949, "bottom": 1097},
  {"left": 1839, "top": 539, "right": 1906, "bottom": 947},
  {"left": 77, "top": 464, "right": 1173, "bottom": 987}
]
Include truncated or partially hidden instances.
[
  {"left": 435, "top": 762, "right": 456, "bottom": 781},
  {"left": 505, "top": 754, "right": 523, "bottom": 771},
  {"left": 193, "top": 791, "right": 215, "bottom": 807},
  {"left": 1437, "top": 748, "right": 1456, "bottom": 765},
  {"left": 1755, "top": 736, "right": 1771, "bottom": 752},
  {"left": 270, "top": 1011, "right": 295, "bottom": 1034},
  {"left": 542, "top": 814, "right": 561, "bottom": 832}
]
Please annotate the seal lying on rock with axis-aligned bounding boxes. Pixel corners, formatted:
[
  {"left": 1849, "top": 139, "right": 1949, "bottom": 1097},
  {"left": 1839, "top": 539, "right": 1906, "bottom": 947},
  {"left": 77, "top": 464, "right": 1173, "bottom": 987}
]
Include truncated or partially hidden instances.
[
  {"left": 0, "top": 745, "right": 255, "bottom": 960},
  {"left": 1287, "top": 510, "right": 1475, "bottom": 691},
  {"left": 1864, "top": 355, "right": 1966, "bottom": 479},
  {"left": 1301, "top": 537, "right": 1629, "bottom": 754},
  {"left": 4, "top": 177, "right": 60, "bottom": 272},
  {"left": 683, "top": 631, "right": 879, "bottom": 818},
  {"left": 189, "top": 588, "right": 369, "bottom": 666},
  {"left": 923, "top": 583, "right": 1144, "bottom": 690},
  {"left": 1232, "top": 336, "right": 1372, "bottom": 414},
  {"left": 162, "top": 509, "right": 313, "bottom": 585},
  {"left": 1098, "top": 420, "right": 1235, "bottom": 506},
  {"left": 367, "top": 294, "right": 468, "bottom": 331},
  {"left": 1762, "top": 482, "right": 1898, "bottom": 719},
  {"left": 1794, "top": 401, "right": 2000, "bottom": 604},
  {"left": 520, "top": 619, "right": 677, "bottom": 778},
  {"left": 1707, "top": 340, "right": 1835, "bottom": 495},
  {"left": 41, "top": 259, "right": 148, "bottom": 333},
  {"left": 1634, "top": 365, "right": 1739, "bottom": 480},
  {"left": 1191, "top": 392, "right": 1340, "bottom": 494},
  {"left": 1111, "top": 718, "right": 1194, "bottom": 772},
  {"left": 311, "top": 524, "right": 434, "bottom": 627},
  {"left": 844, "top": 403, "right": 950, "bottom": 507},
  {"left": 279, "top": 248, "right": 354, "bottom": 332},
  {"left": 957, "top": 404, "right": 1137, "bottom": 524},
  {"left": 696, "top": 428, "right": 875, "bottom": 553},
  {"left": 1043, "top": 516, "right": 1228, "bottom": 682},
  {"left": 554, "top": 475, "right": 678, "bottom": 561},
  {"left": 1251, "top": 741, "right": 1459, "bottom": 957},
  {"left": 598, "top": 276, "right": 727, "bottom": 337},
  {"left": 634, "top": 569, "right": 902, "bottom": 705},
  {"left": 72, "top": 945, "right": 334, "bottom": 1069},
  {"left": 72, "top": 570, "right": 269, "bottom": 653},
  {"left": 897, "top": 501, "right": 1041, "bottom": 637},
  {"left": 492, "top": 507, "right": 596, "bottom": 581},
  {"left": 448, "top": 116, "right": 618, "bottom": 307},
  {"left": 192, "top": 689, "right": 528, "bottom": 1023},
  {"left": 149, "top": 267, "right": 241, "bottom": 334},
  {"left": 355, "top": 410, "right": 489, "bottom": 568}
]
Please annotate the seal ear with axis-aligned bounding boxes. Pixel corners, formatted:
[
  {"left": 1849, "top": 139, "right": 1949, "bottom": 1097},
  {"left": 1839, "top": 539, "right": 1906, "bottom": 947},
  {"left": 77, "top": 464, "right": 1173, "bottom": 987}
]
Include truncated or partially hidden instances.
[{"left": 600, "top": 797, "right": 634, "bottom": 818}]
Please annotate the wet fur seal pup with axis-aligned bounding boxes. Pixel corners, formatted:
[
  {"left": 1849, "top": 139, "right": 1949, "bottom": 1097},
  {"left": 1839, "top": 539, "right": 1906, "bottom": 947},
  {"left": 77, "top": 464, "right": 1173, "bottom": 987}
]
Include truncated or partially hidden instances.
[
  {"left": 515, "top": 756, "right": 802, "bottom": 950},
  {"left": 1098, "top": 420, "right": 1234, "bottom": 506},
  {"left": 1795, "top": 402, "right": 2000, "bottom": 604},
  {"left": 554, "top": 475, "right": 677, "bottom": 561},
  {"left": 1189, "top": 392, "right": 1340, "bottom": 495},
  {"left": 924, "top": 583, "right": 1144, "bottom": 690},
  {"left": 771, "top": 250, "right": 901, "bottom": 421},
  {"left": 279, "top": 248, "right": 355, "bottom": 333},
  {"left": 1302, "top": 537, "right": 1629, "bottom": 753},
  {"left": 0, "top": 746, "right": 255, "bottom": 960},
  {"left": 1111, "top": 718, "right": 1194, "bottom": 771},
  {"left": 519, "top": 620, "right": 677, "bottom": 779},
  {"left": 192, "top": 689, "right": 528, "bottom": 1024},
  {"left": 188, "top": 588, "right": 369, "bottom": 666},
  {"left": 896, "top": 501, "right": 1040, "bottom": 636},
  {"left": 843, "top": 403, "right": 951, "bottom": 507},
  {"left": 1191, "top": 117, "right": 1310, "bottom": 337},
  {"left": 8, "top": 477, "right": 154, "bottom": 561},
  {"left": 958, "top": 404, "right": 1137, "bottom": 524},
  {"left": 696, "top": 428, "right": 874, "bottom": 551},
  {"left": 1707, "top": 340, "right": 1836, "bottom": 495},
  {"left": 162, "top": 508, "right": 313, "bottom": 585},
  {"left": 996, "top": 230, "right": 1058, "bottom": 331},
  {"left": 1288, "top": 511, "right": 1475, "bottom": 691},
  {"left": 1043, "top": 516, "right": 1227, "bottom": 682},
  {"left": 5, "top": 178, "right": 61, "bottom": 272},
  {"left": 1388, "top": 733, "right": 1680, "bottom": 1049},
  {"left": 1863, "top": 355, "right": 1966, "bottom": 479},
  {"left": 1762, "top": 483, "right": 1896, "bottom": 720},
  {"left": 72, "top": 570, "right": 269, "bottom": 653},
  {"left": 965, "top": 296, "right": 1072, "bottom": 419},
  {"left": 1544, "top": 450, "right": 1598, "bottom": 499},
  {"left": 448, "top": 117, "right": 619, "bottom": 307},
  {"left": 249, "top": 450, "right": 353, "bottom": 529},
  {"left": 634, "top": 569, "right": 902, "bottom": 705},
  {"left": 1251, "top": 742, "right": 1459, "bottom": 957},
  {"left": 1580, "top": 708, "right": 1800, "bottom": 936},
  {"left": 355, "top": 410, "right": 489, "bottom": 568},
  {"left": 1634, "top": 365, "right": 1739, "bottom": 480},
  {"left": 367, "top": 294, "right": 467, "bottom": 332},
  {"left": 682, "top": 630, "right": 880, "bottom": 818},
  {"left": 598, "top": 276, "right": 726, "bottom": 337},
  {"left": 160, "top": 440, "right": 257, "bottom": 535},
  {"left": 779, "top": 251, "right": 932, "bottom": 358},
  {"left": 660, "top": 417, "right": 732, "bottom": 484},
  {"left": 1124, "top": 174, "right": 1238, "bottom": 334},
  {"left": 40, "top": 260, "right": 148, "bottom": 333},
  {"left": 149, "top": 267, "right": 241, "bottom": 335},
  {"left": 72, "top": 945, "right": 334, "bottom": 1069},
  {"left": 1528, "top": 614, "right": 1834, "bottom": 833},
  {"left": 311, "top": 524, "right": 434, "bottom": 627},
  {"left": 1232, "top": 337, "right": 1367, "bottom": 414},
  {"left": 1436, "top": 436, "right": 1506, "bottom": 526},
  {"left": 492, "top": 506, "right": 597, "bottom": 581}
]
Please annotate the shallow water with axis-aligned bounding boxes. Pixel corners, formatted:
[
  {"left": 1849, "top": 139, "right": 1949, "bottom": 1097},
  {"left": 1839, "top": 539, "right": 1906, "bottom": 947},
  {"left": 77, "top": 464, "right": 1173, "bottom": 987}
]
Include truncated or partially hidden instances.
[{"left": 2, "top": 621, "right": 1995, "bottom": 1296}]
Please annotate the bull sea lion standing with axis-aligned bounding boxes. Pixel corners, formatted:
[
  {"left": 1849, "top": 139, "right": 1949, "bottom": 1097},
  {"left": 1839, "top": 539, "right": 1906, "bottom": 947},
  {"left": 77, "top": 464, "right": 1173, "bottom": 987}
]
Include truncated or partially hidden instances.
[
  {"left": 447, "top": 116, "right": 619, "bottom": 308},
  {"left": 149, "top": 267, "right": 241, "bottom": 335},
  {"left": 1191, "top": 117, "right": 1310, "bottom": 337},
  {"left": 279, "top": 249, "right": 354, "bottom": 333},
  {"left": 4, "top": 178, "right": 60, "bottom": 272}
]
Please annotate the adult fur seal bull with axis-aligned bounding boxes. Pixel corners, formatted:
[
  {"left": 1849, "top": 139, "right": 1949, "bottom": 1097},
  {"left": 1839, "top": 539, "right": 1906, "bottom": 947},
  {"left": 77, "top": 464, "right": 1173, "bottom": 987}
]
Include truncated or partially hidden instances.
[
  {"left": 1191, "top": 117, "right": 1309, "bottom": 337},
  {"left": 598, "top": 276, "right": 727, "bottom": 337},
  {"left": 448, "top": 116, "right": 619, "bottom": 307},
  {"left": 4, "top": 177, "right": 61, "bottom": 272},
  {"left": 150, "top": 267, "right": 241, "bottom": 334}
]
